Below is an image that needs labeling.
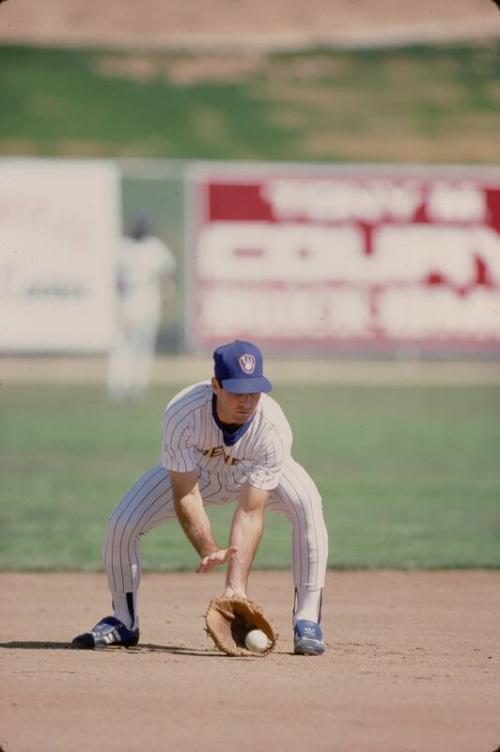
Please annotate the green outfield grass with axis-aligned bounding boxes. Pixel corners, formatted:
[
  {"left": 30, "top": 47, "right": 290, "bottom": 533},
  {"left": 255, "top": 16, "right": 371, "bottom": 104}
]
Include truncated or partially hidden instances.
[
  {"left": 1, "top": 382, "right": 499, "bottom": 571},
  {"left": 1, "top": 42, "right": 500, "bottom": 162}
]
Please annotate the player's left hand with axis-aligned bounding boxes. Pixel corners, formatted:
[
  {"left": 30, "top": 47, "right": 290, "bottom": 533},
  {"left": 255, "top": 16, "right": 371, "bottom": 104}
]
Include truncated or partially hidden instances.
[{"left": 197, "top": 547, "right": 237, "bottom": 573}]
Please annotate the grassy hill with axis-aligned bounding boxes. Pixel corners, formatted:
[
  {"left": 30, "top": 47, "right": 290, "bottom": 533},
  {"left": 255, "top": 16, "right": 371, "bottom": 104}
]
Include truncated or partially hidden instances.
[{"left": 1, "top": 41, "right": 500, "bottom": 163}]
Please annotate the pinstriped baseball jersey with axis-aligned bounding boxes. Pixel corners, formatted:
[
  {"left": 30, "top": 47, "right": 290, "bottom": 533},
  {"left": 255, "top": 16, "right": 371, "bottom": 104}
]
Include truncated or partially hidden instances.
[{"left": 161, "top": 382, "right": 293, "bottom": 493}]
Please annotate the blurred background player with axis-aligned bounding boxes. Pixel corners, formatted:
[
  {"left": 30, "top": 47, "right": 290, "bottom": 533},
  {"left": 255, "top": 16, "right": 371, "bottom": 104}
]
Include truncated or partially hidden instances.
[{"left": 107, "top": 211, "right": 177, "bottom": 400}]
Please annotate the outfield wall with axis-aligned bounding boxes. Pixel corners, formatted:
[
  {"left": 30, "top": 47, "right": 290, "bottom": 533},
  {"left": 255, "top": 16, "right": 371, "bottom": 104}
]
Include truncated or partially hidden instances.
[{"left": 1, "top": 157, "right": 500, "bottom": 357}]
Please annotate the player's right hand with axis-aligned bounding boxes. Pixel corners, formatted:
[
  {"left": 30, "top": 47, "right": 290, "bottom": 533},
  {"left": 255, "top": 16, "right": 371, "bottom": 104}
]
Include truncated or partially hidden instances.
[{"left": 196, "top": 547, "right": 237, "bottom": 573}]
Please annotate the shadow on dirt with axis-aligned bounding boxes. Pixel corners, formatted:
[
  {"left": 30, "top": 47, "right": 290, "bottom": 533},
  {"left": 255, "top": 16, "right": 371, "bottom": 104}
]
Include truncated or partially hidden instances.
[
  {"left": 0, "top": 640, "right": 216, "bottom": 655},
  {"left": 0, "top": 640, "right": 292, "bottom": 657}
]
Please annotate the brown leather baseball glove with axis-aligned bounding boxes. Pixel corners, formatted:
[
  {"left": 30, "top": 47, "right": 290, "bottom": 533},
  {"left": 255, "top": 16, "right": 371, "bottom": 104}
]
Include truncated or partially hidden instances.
[{"left": 204, "top": 596, "right": 278, "bottom": 656}]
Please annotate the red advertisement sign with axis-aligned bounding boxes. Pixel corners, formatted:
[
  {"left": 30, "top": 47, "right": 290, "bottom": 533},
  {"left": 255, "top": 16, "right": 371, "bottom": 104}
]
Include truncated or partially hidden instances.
[{"left": 187, "top": 165, "right": 500, "bottom": 354}]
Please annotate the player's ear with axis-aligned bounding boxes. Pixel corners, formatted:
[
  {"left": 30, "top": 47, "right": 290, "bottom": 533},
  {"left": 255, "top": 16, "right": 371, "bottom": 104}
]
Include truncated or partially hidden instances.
[{"left": 211, "top": 377, "right": 221, "bottom": 393}]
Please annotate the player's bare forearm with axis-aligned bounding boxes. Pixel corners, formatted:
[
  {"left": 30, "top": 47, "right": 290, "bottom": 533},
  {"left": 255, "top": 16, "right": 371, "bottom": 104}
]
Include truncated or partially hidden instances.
[
  {"left": 170, "top": 470, "right": 219, "bottom": 557},
  {"left": 224, "top": 485, "right": 267, "bottom": 598},
  {"left": 176, "top": 495, "right": 218, "bottom": 557}
]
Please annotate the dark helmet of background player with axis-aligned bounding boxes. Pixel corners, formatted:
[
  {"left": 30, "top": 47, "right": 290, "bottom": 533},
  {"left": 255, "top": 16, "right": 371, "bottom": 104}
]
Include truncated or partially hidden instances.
[{"left": 129, "top": 211, "right": 153, "bottom": 240}]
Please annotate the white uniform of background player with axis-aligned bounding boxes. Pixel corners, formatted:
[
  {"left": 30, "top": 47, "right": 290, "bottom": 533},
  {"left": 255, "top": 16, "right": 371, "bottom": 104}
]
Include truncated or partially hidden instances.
[
  {"left": 75, "top": 340, "right": 329, "bottom": 655},
  {"left": 107, "top": 212, "right": 177, "bottom": 400}
]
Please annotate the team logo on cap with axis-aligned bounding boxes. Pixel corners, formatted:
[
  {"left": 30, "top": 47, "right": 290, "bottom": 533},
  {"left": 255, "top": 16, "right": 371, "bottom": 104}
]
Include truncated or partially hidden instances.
[{"left": 239, "top": 354, "right": 256, "bottom": 374}]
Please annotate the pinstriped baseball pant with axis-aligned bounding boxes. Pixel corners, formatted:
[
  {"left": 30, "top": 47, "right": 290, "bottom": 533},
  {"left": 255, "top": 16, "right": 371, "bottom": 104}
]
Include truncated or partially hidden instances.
[{"left": 103, "top": 461, "right": 328, "bottom": 601}]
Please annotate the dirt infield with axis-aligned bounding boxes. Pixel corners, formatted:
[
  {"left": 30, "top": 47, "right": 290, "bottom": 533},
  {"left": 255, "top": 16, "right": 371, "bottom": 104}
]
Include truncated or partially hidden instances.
[
  {"left": 3, "top": 355, "right": 500, "bottom": 386},
  {"left": 1, "top": 570, "right": 498, "bottom": 752},
  {"left": 1, "top": 0, "right": 499, "bottom": 49}
]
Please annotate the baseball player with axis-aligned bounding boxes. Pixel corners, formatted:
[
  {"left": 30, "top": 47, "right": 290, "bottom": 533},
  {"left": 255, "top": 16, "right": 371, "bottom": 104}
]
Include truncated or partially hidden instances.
[
  {"left": 74, "top": 340, "right": 329, "bottom": 655},
  {"left": 107, "top": 211, "right": 177, "bottom": 400}
]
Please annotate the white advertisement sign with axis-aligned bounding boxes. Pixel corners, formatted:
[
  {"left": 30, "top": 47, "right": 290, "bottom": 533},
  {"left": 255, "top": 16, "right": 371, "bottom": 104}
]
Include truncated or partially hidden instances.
[{"left": 0, "top": 159, "right": 120, "bottom": 353}]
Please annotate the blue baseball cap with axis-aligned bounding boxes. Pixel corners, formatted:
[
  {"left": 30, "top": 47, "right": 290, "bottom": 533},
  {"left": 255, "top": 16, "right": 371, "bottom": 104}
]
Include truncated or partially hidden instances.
[{"left": 213, "top": 340, "right": 272, "bottom": 394}]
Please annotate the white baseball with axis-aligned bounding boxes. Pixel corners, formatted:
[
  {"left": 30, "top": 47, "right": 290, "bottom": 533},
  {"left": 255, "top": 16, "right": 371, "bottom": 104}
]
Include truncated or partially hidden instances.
[{"left": 245, "top": 629, "right": 269, "bottom": 652}]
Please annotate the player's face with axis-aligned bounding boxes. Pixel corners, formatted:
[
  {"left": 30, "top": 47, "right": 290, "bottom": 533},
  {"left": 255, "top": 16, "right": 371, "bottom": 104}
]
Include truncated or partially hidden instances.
[{"left": 211, "top": 378, "right": 261, "bottom": 425}]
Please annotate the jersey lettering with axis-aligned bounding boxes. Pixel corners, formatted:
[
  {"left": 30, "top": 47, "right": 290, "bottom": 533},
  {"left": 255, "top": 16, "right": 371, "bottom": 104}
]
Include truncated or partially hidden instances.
[{"left": 200, "top": 446, "right": 240, "bottom": 466}]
